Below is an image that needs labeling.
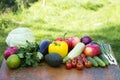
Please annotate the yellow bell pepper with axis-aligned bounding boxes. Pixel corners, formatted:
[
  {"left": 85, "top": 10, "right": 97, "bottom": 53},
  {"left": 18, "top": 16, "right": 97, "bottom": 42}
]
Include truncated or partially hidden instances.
[{"left": 48, "top": 41, "right": 68, "bottom": 58}]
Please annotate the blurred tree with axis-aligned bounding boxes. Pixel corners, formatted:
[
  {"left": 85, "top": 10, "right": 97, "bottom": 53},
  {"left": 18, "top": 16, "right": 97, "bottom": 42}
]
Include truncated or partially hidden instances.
[
  {"left": 0, "top": 0, "right": 38, "bottom": 12},
  {"left": 42, "top": 0, "right": 46, "bottom": 7},
  {"left": 1, "top": 0, "right": 15, "bottom": 7}
]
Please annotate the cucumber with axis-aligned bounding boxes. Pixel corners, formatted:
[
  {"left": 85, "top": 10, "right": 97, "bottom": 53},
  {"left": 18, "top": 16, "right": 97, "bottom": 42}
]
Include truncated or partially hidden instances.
[
  {"left": 93, "top": 56, "right": 106, "bottom": 67},
  {"left": 87, "top": 56, "right": 98, "bottom": 67},
  {"left": 99, "top": 54, "right": 109, "bottom": 65}
]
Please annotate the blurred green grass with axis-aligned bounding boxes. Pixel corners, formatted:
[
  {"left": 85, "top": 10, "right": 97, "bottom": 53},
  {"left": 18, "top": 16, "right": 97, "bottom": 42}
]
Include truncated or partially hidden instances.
[{"left": 0, "top": 0, "right": 120, "bottom": 66}]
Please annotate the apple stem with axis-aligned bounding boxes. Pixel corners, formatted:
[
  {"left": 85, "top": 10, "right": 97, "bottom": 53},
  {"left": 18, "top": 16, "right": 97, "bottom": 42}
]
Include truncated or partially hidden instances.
[{"left": 63, "top": 32, "right": 67, "bottom": 40}]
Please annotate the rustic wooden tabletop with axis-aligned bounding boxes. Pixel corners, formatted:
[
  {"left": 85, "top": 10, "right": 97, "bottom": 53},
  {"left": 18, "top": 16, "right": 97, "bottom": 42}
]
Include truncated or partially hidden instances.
[{"left": 0, "top": 59, "right": 120, "bottom": 80}]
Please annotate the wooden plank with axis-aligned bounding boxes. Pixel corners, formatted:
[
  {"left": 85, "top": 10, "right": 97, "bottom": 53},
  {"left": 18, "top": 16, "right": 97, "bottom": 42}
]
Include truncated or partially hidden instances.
[{"left": 0, "top": 59, "right": 120, "bottom": 80}]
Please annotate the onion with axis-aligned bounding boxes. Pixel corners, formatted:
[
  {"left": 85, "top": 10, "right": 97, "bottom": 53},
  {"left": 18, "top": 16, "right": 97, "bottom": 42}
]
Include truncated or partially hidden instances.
[
  {"left": 4, "top": 46, "right": 18, "bottom": 60},
  {"left": 81, "top": 36, "right": 92, "bottom": 45}
]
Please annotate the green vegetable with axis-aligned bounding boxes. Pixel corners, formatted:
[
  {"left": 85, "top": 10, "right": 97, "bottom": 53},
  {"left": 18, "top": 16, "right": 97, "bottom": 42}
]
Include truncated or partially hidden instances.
[
  {"left": 99, "top": 54, "right": 109, "bottom": 65},
  {"left": 63, "top": 43, "right": 85, "bottom": 63},
  {"left": 6, "top": 28, "right": 35, "bottom": 48},
  {"left": 87, "top": 56, "right": 98, "bottom": 67},
  {"left": 97, "top": 41, "right": 117, "bottom": 65},
  {"left": 37, "top": 52, "right": 43, "bottom": 60},
  {"left": 17, "top": 41, "right": 43, "bottom": 67},
  {"left": 93, "top": 56, "right": 106, "bottom": 67},
  {"left": 45, "top": 53, "right": 63, "bottom": 67}
]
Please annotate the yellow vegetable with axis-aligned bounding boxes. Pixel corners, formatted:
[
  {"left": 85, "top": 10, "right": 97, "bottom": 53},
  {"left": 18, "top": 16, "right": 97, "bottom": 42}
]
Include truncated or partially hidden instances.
[{"left": 48, "top": 41, "right": 68, "bottom": 58}]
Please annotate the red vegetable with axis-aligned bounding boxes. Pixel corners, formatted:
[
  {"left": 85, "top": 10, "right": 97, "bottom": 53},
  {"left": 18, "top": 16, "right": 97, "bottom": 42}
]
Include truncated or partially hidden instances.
[
  {"left": 76, "top": 55, "right": 82, "bottom": 61},
  {"left": 80, "top": 53, "right": 86, "bottom": 58},
  {"left": 76, "top": 62, "right": 84, "bottom": 70},
  {"left": 4, "top": 46, "right": 18, "bottom": 60},
  {"left": 65, "top": 60, "right": 72, "bottom": 70},
  {"left": 71, "top": 58, "right": 77, "bottom": 67},
  {"left": 85, "top": 61, "right": 92, "bottom": 68},
  {"left": 82, "top": 57, "right": 87, "bottom": 63}
]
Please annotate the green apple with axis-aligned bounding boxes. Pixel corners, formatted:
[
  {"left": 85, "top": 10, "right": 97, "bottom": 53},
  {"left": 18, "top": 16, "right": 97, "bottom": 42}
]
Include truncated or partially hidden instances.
[{"left": 6, "top": 54, "right": 21, "bottom": 69}]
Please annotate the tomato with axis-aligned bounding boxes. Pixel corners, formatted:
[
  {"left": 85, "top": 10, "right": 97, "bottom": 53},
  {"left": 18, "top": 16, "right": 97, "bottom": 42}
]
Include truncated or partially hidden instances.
[
  {"left": 77, "top": 59, "right": 84, "bottom": 64},
  {"left": 71, "top": 58, "right": 77, "bottom": 68},
  {"left": 76, "top": 55, "right": 82, "bottom": 60},
  {"left": 80, "top": 53, "right": 86, "bottom": 58},
  {"left": 76, "top": 55, "right": 82, "bottom": 62},
  {"left": 76, "top": 62, "right": 84, "bottom": 70},
  {"left": 65, "top": 60, "right": 72, "bottom": 70},
  {"left": 82, "top": 57, "right": 87, "bottom": 63},
  {"left": 85, "top": 61, "right": 92, "bottom": 68}
]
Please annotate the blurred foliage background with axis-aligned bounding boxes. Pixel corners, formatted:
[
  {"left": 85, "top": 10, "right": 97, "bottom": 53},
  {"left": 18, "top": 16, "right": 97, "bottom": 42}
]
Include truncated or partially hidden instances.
[{"left": 0, "top": 0, "right": 38, "bottom": 12}]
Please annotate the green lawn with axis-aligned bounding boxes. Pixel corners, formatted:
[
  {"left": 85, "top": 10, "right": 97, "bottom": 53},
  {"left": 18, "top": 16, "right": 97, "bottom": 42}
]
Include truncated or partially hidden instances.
[{"left": 0, "top": 0, "right": 120, "bottom": 67}]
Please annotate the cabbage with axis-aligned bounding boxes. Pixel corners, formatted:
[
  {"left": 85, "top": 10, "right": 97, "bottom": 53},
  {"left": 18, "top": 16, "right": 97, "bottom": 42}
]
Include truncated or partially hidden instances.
[{"left": 6, "top": 28, "right": 35, "bottom": 48}]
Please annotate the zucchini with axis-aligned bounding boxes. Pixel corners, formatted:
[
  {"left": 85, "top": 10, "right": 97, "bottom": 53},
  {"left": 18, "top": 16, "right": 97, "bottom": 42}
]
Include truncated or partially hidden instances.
[
  {"left": 93, "top": 56, "right": 106, "bottom": 67},
  {"left": 63, "top": 43, "right": 85, "bottom": 63},
  {"left": 87, "top": 56, "right": 98, "bottom": 67},
  {"left": 99, "top": 54, "right": 109, "bottom": 65}
]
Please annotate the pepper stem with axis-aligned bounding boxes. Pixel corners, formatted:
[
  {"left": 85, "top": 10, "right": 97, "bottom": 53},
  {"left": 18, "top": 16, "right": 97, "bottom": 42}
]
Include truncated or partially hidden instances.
[{"left": 53, "top": 41, "right": 61, "bottom": 46}]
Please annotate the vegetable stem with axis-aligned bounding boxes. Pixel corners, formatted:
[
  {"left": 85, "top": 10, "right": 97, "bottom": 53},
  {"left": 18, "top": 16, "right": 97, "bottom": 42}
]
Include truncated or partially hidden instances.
[{"left": 63, "top": 32, "right": 67, "bottom": 40}]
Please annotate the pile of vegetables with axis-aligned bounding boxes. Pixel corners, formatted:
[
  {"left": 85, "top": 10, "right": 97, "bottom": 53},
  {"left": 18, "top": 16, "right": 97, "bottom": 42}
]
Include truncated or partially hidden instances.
[
  {"left": 65, "top": 54, "right": 92, "bottom": 70},
  {"left": 4, "top": 28, "right": 117, "bottom": 70},
  {"left": 4, "top": 41, "right": 43, "bottom": 68}
]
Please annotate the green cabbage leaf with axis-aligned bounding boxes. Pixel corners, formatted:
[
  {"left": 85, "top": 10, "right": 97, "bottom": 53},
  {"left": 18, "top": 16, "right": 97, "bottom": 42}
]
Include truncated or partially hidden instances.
[{"left": 6, "top": 28, "right": 35, "bottom": 48}]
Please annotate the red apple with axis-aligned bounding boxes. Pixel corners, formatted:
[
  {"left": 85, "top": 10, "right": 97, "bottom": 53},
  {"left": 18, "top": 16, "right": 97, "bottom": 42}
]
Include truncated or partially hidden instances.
[
  {"left": 68, "top": 37, "right": 80, "bottom": 48},
  {"left": 84, "top": 44, "right": 100, "bottom": 57},
  {"left": 64, "top": 39, "right": 73, "bottom": 52},
  {"left": 4, "top": 46, "right": 18, "bottom": 60},
  {"left": 54, "top": 33, "right": 80, "bottom": 52}
]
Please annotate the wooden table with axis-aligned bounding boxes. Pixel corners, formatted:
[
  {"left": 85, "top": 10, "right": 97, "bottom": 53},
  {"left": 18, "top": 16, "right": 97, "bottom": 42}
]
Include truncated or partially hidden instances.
[{"left": 0, "top": 59, "right": 120, "bottom": 80}]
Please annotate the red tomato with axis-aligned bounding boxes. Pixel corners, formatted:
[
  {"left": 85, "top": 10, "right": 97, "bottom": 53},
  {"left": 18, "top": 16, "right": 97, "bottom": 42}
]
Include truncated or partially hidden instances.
[
  {"left": 77, "top": 59, "right": 84, "bottom": 64},
  {"left": 82, "top": 57, "right": 87, "bottom": 63},
  {"left": 76, "top": 56, "right": 82, "bottom": 62},
  {"left": 85, "top": 61, "right": 92, "bottom": 68},
  {"left": 71, "top": 58, "right": 77, "bottom": 67},
  {"left": 65, "top": 60, "right": 72, "bottom": 70},
  {"left": 80, "top": 53, "right": 86, "bottom": 58},
  {"left": 76, "top": 62, "right": 84, "bottom": 70}
]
